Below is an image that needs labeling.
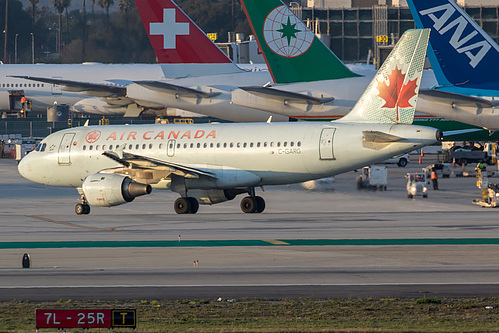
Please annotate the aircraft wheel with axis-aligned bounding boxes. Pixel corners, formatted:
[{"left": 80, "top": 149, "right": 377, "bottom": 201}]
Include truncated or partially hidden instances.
[
  {"left": 407, "top": 194, "right": 413, "bottom": 199},
  {"left": 83, "top": 204, "right": 91, "bottom": 215},
  {"left": 240, "top": 196, "right": 257, "bottom": 213},
  {"left": 174, "top": 197, "right": 191, "bottom": 214},
  {"left": 75, "top": 203, "right": 85, "bottom": 215},
  {"left": 188, "top": 197, "right": 199, "bottom": 214},
  {"left": 255, "top": 196, "right": 265, "bottom": 213}
]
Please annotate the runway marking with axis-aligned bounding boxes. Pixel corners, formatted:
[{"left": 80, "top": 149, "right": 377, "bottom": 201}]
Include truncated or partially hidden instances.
[
  {"left": 2, "top": 238, "right": 499, "bottom": 249},
  {"left": 27, "top": 215, "right": 119, "bottom": 232},
  {"left": 263, "top": 239, "right": 290, "bottom": 245}
]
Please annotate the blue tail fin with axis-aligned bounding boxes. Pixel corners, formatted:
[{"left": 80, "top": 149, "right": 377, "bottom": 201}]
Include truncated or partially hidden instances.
[{"left": 407, "top": 0, "right": 499, "bottom": 96}]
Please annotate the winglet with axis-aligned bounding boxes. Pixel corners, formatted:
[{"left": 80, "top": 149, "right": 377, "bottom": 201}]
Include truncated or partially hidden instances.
[
  {"left": 136, "top": 0, "right": 242, "bottom": 77},
  {"left": 241, "top": 0, "right": 359, "bottom": 83},
  {"left": 406, "top": 0, "right": 499, "bottom": 96},
  {"left": 338, "top": 29, "right": 430, "bottom": 124}
]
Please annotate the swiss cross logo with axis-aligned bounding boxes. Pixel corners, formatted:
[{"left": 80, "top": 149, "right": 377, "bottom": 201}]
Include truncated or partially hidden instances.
[{"left": 150, "top": 8, "right": 189, "bottom": 49}]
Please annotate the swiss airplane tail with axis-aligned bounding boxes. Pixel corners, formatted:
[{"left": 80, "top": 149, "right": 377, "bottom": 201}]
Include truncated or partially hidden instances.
[
  {"left": 135, "top": 0, "right": 243, "bottom": 77},
  {"left": 338, "top": 29, "right": 430, "bottom": 125},
  {"left": 241, "top": 0, "right": 359, "bottom": 84},
  {"left": 407, "top": 0, "right": 499, "bottom": 97}
]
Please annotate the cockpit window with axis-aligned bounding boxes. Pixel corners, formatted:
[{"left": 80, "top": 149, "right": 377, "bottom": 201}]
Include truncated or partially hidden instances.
[
  {"left": 35, "top": 144, "right": 41, "bottom": 152},
  {"left": 40, "top": 143, "right": 46, "bottom": 152}
]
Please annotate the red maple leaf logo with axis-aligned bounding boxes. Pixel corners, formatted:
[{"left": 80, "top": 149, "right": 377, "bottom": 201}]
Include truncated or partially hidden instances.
[{"left": 377, "top": 65, "right": 418, "bottom": 121}]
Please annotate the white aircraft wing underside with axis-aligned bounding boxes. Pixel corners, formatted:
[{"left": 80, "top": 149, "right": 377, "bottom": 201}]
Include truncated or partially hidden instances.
[
  {"left": 134, "top": 80, "right": 221, "bottom": 98},
  {"left": 240, "top": 86, "right": 335, "bottom": 105},
  {"left": 9, "top": 75, "right": 127, "bottom": 97},
  {"left": 419, "top": 89, "right": 499, "bottom": 109}
]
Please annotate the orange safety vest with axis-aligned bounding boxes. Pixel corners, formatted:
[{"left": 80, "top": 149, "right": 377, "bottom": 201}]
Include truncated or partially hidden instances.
[
  {"left": 431, "top": 171, "right": 437, "bottom": 179},
  {"left": 21, "top": 97, "right": 27, "bottom": 103}
]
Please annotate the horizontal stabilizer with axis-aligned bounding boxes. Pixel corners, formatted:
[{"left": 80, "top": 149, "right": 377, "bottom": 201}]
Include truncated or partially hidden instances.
[
  {"left": 9, "top": 75, "right": 126, "bottom": 97},
  {"left": 362, "top": 131, "right": 405, "bottom": 150},
  {"left": 419, "top": 89, "right": 499, "bottom": 108},
  {"left": 134, "top": 80, "right": 221, "bottom": 98},
  {"left": 240, "top": 86, "right": 334, "bottom": 105}
]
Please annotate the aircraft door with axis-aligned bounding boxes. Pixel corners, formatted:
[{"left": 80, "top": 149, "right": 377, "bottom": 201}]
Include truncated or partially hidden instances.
[
  {"left": 58, "top": 133, "right": 75, "bottom": 165},
  {"left": 51, "top": 77, "right": 62, "bottom": 95},
  {"left": 167, "top": 139, "right": 176, "bottom": 157},
  {"left": 319, "top": 128, "right": 336, "bottom": 160}
]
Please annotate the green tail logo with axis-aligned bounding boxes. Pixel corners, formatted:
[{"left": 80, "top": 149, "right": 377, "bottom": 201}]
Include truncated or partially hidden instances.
[{"left": 241, "top": 0, "right": 359, "bottom": 83}]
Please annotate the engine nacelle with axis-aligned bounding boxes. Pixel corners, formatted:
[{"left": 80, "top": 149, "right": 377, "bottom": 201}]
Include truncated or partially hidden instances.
[
  {"left": 82, "top": 173, "right": 152, "bottom": 207},
  {"left": 188, "top": 189, "right": 244, "bottom": 205}
]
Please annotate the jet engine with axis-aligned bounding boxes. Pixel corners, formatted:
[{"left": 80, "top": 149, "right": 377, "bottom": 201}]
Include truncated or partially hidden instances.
[{"left": 82, "top": 173, "right": 152, "bottom": 207}]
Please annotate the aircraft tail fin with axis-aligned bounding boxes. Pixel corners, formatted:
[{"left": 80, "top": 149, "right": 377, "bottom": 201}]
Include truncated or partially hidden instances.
[
  {"left": 135, "top": 0, "right": 243, "bottom": 77},
  {"left": 338, "top": 29, "right": 430, "bottom": 124},
  {"left": 241, "top": 0, "right": 359, "bottom": 84},
  {"left": 407, "top": 0, "right": 499, "bottom": 96}
]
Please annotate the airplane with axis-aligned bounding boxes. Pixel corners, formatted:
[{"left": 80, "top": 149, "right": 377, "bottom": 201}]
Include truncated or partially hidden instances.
[
  {"left": 233, "top": 0, "right": 499, "bottom": 141},
  {"left": 3, "top": 0, "right": 258, "bottom": 118},
  {"left": 406, "top": 0, "right": 499, "bottom": 132},
  {"left": 17, "top": 29, "right": 441, "bottom": 215}
]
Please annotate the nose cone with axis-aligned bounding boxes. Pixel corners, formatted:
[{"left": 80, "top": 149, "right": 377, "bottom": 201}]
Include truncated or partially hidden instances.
[{"left": 17, "top": 153, "right": 37, "bottom": 182}]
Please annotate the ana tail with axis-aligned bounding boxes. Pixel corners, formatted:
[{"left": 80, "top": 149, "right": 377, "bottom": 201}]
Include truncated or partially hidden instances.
[
  {"left": 337, "top": 29, "right": 430, "bottom": 124},
  {"left": 407, "top": 0, "right": 499, "bottom": 97},
  {"left": 136, "top": 0, "right": 242, "bottom": 77},
  {"left": 241, "top": 0, "right": 359, "bottom": 84}
]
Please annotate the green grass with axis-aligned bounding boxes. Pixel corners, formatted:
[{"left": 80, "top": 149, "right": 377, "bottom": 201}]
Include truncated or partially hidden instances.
[{"left": 1, "top": 297, "right": 499, "bottom": 332}]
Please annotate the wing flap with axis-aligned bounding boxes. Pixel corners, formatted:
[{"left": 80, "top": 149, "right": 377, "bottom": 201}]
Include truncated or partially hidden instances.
[
  {"left": 134, "top": 80, "right": 221, "bottom": 98},
  {"left": 240, "top": 86, "right": 334, "bottom": 105}
]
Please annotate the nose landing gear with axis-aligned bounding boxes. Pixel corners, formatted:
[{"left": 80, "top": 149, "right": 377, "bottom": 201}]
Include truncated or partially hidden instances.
[{"left": 75, "top": 192, "right": 90, "bottom": 215}]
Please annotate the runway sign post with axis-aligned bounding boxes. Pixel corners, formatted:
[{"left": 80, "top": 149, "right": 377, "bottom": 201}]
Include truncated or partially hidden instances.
[{"left": 35, "top": 309, "right": 136, "bottom": 329}]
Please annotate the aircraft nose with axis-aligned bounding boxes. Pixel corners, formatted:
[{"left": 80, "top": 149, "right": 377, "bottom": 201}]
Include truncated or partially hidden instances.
[{"left": 17, "top": 153, "right": 34, "bottom": 180}]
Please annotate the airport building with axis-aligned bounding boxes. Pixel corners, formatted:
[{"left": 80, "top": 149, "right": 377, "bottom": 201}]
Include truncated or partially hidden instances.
[{"left": 291, "top": 1, "right": 499, "bottom": 63}]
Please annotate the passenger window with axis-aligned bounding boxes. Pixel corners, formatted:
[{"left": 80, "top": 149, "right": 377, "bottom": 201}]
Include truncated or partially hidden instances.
[
  {"left": 250, "top": 142, "right": 253, "bottom": 148},
  {"left": 184, "top": 143, "right": 188, "bottom": 149},
  {"left": 149, "top": 144, "right": 153, "bottom": 149},
  {"left": 89, "top": 145, "right": 93, "bottom": 151},
  {"left": 264, "top": 142, "right": 267, "bottom": 147},
  {"left": 135, "top": 144, "right": 139, "bottom": 149},
  {"left": 102, "top": 145, "right": 106, "bottom": 150},
  {"left": 237, "top": 142, "right": 241, "bottom": 148},
  {"left": 283, "top": 142, "right": 287, "bottom": 147},
  {"left": 83, "top": 145, "right": 87, "bottom": 150},
  {"left": 217, "top": 143, "right": 220, "bottom": 148},
  {"left": 160, "top": 143, "right": 164, "bottom": 149},
  {"left": 297, "top": 141, "right": 301, "bottom": 147},
  {"left": 210, "top": 143, "right": 213, "bottom": 148},
  {"left": 204, "top": 143, "right": 208, "bottom": 148},
  {"left": 290, "top": 142, "right": 294, "bottom": 147},
  {"left": 270, "top": 142, "right": 274, "bottom": 147},
  {"left": 224, "top": 143, "right": 227, "bottom": 148},
  {"left": 190, "top": 143, "right": 194, "bottom": 148},
  {"left": 230, "top": 142, "right": 234, "bottom": 148},
  {"left": 257, "top": 142, "right": 260, "bottom": 148},
  {"left": 176, "top": 143, "right": 180, "bottom": 149},
  {"left": 109, "top": 145, "right": 113, "bottom": 150},
  {"left": 129, "top": 144, "right": 133, "bottom": 150},
  {"left": 95, "top": 145, "right": 99, "bottom": 150},
  {"left": 243, "top": 143, "right": 247, "bottom": 148},
  {"left": 197, "top": 143, "right": 201, "bottom": 148},
  {"left": 277, "top": 142, "right": 281, "bottom": 147}
]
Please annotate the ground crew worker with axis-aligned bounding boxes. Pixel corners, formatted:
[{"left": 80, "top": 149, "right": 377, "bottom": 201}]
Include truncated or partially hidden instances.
[
  {"left": 431, "top": 168, "right": 438, "bottom": 190},
  {"left": 0, "top": 140, "right": 4, "bottom": 158},
  {"left": 477, "top": 160, "right": 487, "bottom": 171}
]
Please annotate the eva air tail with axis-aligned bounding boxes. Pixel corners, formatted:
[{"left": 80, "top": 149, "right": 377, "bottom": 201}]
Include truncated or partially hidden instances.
[
  {"left": 338, "top": 29, "right": 430, "bottom": 124},
  {"left": 241, "top": 0, "right": 359, "bottom": 84},
  {"left": 407, "top": 0, "right": 499, "bottom": 97}
]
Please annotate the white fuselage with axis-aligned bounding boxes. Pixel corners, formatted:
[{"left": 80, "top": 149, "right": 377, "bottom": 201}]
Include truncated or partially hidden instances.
[
  {"left": 18, "top": 122, "right": 439, "bottom": 191},
  {"left": 0, "top": 63, "right": 166, "bottom": 114}
]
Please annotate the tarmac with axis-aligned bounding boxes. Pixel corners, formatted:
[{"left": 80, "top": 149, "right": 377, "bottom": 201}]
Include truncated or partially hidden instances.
[{"left": 1, "top": 156, "right": 499, "bottom": 300}]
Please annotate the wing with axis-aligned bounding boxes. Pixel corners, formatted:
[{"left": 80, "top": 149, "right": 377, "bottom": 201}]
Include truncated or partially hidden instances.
[
  {"left": 9, "top": 75, "right": 127, "bottom": 97},
  {"left": 240, "top": 86, "right": 334, "bottom": 105},
  {"left": 134, "top": 80, "right": 221, "bottom": 99},
  {"left": 102, "top": 148, "right": 217, "bottom": 184}
]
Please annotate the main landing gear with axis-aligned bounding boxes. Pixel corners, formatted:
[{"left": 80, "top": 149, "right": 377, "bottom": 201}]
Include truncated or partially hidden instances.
[
  {"left": 240, "top": 196, "right": 265, "bottom": 213},
  {"left": 174, "top": 197, "right": 199, "bottom": 214},
  {"left": 75, "top": 193, "right": 90, "bottom": 215}
]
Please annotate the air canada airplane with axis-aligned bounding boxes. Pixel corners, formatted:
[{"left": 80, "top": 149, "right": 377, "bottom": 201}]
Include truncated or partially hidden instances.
[{"left": 18, "top": 29, "right": 441, "bottom": 215}]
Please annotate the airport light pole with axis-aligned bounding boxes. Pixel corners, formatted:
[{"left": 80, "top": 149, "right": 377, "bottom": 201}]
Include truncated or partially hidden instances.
[
  {"left": 3, "top": 0, "right": 8, "bottom": 64},
  {"left": 30, "top": 33, "right": 34, "bottom": 64},
  {"left": 14, "top": 33, "right": 18, "bottom": 64}
]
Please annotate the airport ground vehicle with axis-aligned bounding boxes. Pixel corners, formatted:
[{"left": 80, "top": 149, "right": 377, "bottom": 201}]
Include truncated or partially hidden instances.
[
  {"left": 423, "top": 163, "right": 451, "bottom": 179},
  {"left": 449, "top": 147, "right": 492, "bottom": 165},
  {"left": 382, "top": 153, "right": 410, "bottom": 167},
  {"left": 357, "top": 166, "right": 388, "bottom": 191},
  {"left": 406, "top": 173, "right": 428, "bottom": 198}
]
